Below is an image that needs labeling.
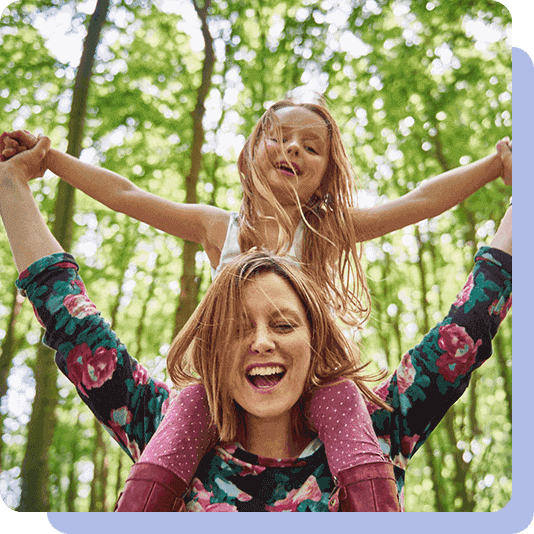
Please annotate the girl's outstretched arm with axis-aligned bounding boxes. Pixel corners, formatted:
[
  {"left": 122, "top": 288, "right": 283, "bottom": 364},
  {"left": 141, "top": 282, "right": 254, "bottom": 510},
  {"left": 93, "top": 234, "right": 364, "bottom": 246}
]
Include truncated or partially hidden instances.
[
  {"left": 0, "top": 136, "right": 63, "bottom": 272},
  {"left": 1, "top": 131, "right": 229, "bottom": 265},
  {"left": 352, "top": 139, "right": 511, "bottom": 241}
]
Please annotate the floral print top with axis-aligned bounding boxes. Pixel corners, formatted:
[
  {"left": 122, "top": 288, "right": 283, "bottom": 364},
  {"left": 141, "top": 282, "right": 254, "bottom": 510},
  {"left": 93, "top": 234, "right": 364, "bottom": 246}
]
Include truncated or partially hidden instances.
[{"left": 15, "top": 247, "right": 512, "bottom": 512}]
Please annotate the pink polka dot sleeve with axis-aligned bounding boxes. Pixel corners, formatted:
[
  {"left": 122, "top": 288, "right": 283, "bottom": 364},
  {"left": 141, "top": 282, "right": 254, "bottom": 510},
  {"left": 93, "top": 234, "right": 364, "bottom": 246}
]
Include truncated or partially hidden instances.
[
  {"left": 309, "top": 380, "right": 386, "bottom": 477},
  {"left": 137, "top": 383, "right": 218, "bottom": 484}
]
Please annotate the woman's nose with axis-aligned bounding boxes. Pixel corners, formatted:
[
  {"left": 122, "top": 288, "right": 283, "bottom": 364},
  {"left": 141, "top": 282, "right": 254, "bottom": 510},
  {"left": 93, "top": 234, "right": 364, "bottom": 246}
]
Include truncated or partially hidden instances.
[{"left": 249, "top": 326, "right": 275, "bottom": 354}]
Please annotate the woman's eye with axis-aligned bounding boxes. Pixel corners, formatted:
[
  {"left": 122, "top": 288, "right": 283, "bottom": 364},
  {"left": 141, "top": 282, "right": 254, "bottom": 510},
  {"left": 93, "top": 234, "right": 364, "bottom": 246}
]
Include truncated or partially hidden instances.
[
  {"left": 305, "top": 146, "right": 317, "bottom": 153},
  {"left": 275, "top": 323, "right": 295, "bottom": 332}
]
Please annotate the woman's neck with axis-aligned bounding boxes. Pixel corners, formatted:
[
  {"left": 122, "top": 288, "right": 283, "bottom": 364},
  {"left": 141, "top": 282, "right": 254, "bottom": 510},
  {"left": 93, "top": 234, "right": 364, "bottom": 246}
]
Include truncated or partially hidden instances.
[{"left": 242, "top": 412, "right": 312, "bottom": 459}]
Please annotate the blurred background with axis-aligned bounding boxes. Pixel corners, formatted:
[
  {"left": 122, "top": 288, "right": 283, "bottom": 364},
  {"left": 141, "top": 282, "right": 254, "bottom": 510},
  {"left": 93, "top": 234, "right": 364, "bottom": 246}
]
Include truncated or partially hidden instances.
[{"left": 0, "top": 0, "right": 511, "bottom": 512}]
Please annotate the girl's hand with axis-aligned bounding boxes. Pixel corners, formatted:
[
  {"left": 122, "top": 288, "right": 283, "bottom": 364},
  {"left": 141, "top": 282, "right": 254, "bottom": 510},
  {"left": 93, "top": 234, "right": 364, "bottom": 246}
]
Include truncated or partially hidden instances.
[
  {"left": 0, "top": 134, "right": 50, "bottom": 182},
  {"left": 0, "top": 130, "right": 40, "bottom": 162},
  {"left": 496, "top": 137, "right": 512, "bottom": 186}
]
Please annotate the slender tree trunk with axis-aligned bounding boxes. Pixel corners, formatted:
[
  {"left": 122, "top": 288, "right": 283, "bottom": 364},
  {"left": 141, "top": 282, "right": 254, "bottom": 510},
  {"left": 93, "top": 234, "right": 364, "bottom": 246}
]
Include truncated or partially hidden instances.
[
  {"left": 17, "top": 344, "right": 58, "bottom": 511},
  {"left": 444, "top": 408, "right": 472, "bottom": 510},
  {"left": 493, "top": 333, "right": 512, "bottom": 423},
  {"left": 0, "top": 284, "right": 24, "bottom": 470},
  {"left": 96, "top": 420, "right": 109, "bottom": 511},
  {"left": 17, "top": 0, "right": 111, "bottom": 511},
  {"left": 88, "top": 419, "right": 102, "bottom": 512},
  {"left": 413, "top": 228, "right": 448, "bottom": 510},
  {"left": 65, "top": 413, "right": 81, "bottom": 512},
  {"left": 423, "top": 433, "right": 447, "bottom": 512},
  {"left": 114, "top": 451, "right": 125, "bottom": 508},
  {"left": 174, "top": 0, "right": 214, "bottom": 336}
]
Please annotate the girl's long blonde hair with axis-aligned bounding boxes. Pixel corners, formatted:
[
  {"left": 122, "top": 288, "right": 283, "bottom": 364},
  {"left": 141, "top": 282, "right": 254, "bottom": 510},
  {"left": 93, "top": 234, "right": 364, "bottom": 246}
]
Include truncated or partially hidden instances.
[
  {"left": 168, "top": 251, "right": 389, "bottom": 443},
  {"left": 237, "top": 98, "right": 370, "bottom": 327}
]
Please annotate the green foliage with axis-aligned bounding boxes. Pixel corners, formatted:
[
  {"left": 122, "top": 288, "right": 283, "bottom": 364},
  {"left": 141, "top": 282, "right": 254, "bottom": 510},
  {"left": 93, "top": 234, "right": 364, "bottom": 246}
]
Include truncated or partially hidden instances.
[{"left": 0, "top": 0, "right": 511, "bottom": 512}]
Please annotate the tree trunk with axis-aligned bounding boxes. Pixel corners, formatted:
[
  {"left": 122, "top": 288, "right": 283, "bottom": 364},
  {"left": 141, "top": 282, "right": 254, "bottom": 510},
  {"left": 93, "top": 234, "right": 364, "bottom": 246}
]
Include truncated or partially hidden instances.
[
  {"left": 0, "top": 284, "right": 24, "bottom": 470},
  {"left": 174, "top": 0, "right": 214, "bottom": 337},
  {"left": 17, "top": 0, "right": 111, "bottom": 511},
  {"left": 17, "top": 344, "right": 58, "bottom": 511},
  {"left": 88, "top": 419, "right": 102, "bottom": 512},
  {"left": 65, "top": 413, "right": 81, "bottom": 512}
]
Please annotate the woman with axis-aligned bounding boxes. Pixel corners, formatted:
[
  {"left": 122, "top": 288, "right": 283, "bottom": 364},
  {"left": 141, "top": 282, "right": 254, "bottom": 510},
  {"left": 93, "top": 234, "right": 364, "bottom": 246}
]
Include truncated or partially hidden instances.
[{"left": 0, "top": 137, "right": 512, "bottom": 511}]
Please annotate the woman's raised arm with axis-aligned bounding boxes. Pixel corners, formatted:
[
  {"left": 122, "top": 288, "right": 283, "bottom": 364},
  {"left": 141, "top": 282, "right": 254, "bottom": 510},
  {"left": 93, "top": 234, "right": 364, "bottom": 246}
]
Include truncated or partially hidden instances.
[{"left": 0, "top": 135, "right": 63, "bottom": 272}]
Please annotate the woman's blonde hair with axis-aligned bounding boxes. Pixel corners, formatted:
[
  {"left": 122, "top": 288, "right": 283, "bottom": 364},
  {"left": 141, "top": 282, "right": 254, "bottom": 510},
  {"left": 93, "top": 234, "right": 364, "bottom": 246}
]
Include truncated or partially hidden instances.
[
  {"left": 237, "top": 97, "right": 370, "bottom": 327},
  {"left": 168, "top": 250, "right": 390, "bottom": 443}
]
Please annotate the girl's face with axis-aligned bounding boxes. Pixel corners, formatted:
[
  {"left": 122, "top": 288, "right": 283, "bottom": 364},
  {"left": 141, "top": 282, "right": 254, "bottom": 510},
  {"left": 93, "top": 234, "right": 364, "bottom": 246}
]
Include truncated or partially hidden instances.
[
  {"left": 255, "top": 106, "right": 330, "bottom": 205},
  {"left": 227, "top": 272, "right": 312, "bottom": 426}
]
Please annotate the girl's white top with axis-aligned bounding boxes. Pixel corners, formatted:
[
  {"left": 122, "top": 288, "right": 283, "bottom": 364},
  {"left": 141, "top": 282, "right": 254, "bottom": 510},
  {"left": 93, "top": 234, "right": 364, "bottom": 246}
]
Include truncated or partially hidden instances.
[{"left": 211, "top": 212, "right": 305, "bottom": 279}]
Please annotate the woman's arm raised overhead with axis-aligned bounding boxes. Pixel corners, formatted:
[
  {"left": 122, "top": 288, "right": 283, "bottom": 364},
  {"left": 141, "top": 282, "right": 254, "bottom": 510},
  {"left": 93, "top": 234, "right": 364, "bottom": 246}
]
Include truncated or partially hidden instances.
[{"left": 0, "top": 135, "right": 63, "bottom": 272}]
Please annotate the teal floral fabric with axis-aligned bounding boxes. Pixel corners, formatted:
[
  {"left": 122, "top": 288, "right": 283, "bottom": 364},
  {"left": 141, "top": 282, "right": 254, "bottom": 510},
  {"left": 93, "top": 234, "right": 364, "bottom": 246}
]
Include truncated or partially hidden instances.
[{"left": 15, "top": 246, "right": 511, "bottom": 512}]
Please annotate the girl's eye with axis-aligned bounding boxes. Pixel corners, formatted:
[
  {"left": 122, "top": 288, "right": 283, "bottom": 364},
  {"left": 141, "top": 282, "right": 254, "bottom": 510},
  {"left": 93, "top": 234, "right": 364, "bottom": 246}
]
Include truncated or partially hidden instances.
[{"left": 305, "top": 146, "right": 317, "bottom": 154}]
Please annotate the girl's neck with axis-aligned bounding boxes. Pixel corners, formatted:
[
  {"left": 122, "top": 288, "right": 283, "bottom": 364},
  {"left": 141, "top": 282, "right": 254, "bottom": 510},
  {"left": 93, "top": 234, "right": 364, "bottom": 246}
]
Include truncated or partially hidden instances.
[{"left": 252, "top": 206, "right": 302, "bottom": 252}]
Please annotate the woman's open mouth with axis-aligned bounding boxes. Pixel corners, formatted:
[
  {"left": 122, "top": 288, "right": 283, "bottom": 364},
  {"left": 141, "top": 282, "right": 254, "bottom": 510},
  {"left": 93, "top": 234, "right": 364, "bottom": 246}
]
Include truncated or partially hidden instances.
[{"left": 246, "top": 365, "right": 286, "bottom": 390}]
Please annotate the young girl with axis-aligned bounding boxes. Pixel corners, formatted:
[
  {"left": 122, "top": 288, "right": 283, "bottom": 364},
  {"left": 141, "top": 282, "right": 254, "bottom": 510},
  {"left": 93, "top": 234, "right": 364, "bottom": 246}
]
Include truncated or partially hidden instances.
[{"left": 0, "top": 99, "right": 511, "bottom": 511}]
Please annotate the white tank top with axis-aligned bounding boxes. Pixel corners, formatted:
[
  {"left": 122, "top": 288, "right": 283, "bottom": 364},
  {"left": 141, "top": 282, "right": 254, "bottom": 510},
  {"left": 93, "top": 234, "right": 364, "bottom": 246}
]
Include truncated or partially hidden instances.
[{"left": 211, "top": 212, "right": 305, "bottom": 279}]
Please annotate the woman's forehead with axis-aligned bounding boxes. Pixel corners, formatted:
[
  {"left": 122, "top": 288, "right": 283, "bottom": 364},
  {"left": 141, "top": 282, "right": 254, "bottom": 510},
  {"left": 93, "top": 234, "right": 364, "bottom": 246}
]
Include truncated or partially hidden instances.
[{"left": 241, "top": 272, "right": 306, "bottom": 314}]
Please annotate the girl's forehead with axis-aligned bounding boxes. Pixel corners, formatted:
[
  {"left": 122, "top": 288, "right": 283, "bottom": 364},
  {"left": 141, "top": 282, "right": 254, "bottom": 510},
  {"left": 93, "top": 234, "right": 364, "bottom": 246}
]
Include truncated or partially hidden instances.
[{"left": 272, "top": 106, "right": 328, "bottom": 138}]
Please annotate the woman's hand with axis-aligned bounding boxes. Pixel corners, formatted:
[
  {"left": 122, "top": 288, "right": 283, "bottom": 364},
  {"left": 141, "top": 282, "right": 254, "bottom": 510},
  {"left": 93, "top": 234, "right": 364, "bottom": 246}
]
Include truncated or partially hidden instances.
[
  {"left": 0, "top": 131, "right": 49, "bottom": 182},
  {"left": 1, "top": 130, "right": 34, "bottom": 161},
  {"left": 0, "top": 134, "right": 63, "bottom": 273},
  {"left": 496, "top": 137, "right": 512, "bottom": 186}
]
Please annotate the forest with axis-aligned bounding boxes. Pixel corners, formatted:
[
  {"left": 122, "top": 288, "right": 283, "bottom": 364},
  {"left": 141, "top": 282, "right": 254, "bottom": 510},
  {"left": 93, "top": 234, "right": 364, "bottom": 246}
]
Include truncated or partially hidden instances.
[{"left": 0, "top": 0, "right": 511, "bottom": 512}]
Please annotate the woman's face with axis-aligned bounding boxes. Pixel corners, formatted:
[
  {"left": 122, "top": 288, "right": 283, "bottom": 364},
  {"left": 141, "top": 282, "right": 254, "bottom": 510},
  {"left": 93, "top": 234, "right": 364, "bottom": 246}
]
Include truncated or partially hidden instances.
[
  {"left": 227, "top": 272, "right": 312, "bottom": 424},
  {"left": 254, "top": 106, "right": 330, "bottom": 205}
]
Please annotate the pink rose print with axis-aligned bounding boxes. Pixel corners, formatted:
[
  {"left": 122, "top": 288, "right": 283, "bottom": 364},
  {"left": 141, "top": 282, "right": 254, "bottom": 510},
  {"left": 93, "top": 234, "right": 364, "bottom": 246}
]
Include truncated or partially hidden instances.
[
  {"left": 235, "top": 490, "right": 253, "bottom": 502},
  {"left": 400, "top": 433, "right": 421, "bottom": 461},
  {"left": 453, "top": 272, "right": 474, "bottom": 308},
  {"left": 186, "top": 479, "right": 238, "bottom": 512},
  {"left": 106, "top": 421, "right": 141, "bottom": 461},
  {"left": 132, "top": 364, "right": 150, "bottom": 386},
  {"left": 436, "top": 324, "right": 482, "bottom": 382},
  {"left": 368, "top": 376, "right": 392, "bottom": 416},
  {"left": 66, "top": 343, "right": 117, "bottom": 392},
  {"left": 56, "top": 262, "right": 78, "bottom": 270},
  {"left": 396, "top": 352, "right": 416, "bottom": 394},
  {"left": 268, "top": 477, "right": 322, "bottom": 512},
  {"left": 66, "top": 343, "right": 93, "bottom": 390},
  {"left": 205, "top": 503, "right": 238, "bottom": 512},
  {"left": 63, "top": 293, "right": 99, "bottom": 320}
]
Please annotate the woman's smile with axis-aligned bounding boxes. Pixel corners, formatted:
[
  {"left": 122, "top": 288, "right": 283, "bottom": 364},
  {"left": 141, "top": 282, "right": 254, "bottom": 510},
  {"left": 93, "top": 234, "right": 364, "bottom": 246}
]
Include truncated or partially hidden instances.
[
  {"left": 228, "top": 272, "right": 312, "bottom": 423},
  {"left": 246, "top": 363, "right": 287, "bottom": 390}
]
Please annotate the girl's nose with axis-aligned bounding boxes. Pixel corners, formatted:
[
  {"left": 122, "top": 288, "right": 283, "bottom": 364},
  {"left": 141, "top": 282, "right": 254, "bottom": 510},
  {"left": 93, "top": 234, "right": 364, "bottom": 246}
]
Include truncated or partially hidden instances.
[
  {"left": 250, "top": 326, "right": 275, "bottom": 354},
  {"left": 286, "top": 140, "right": 299, "bottom": 156}
]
